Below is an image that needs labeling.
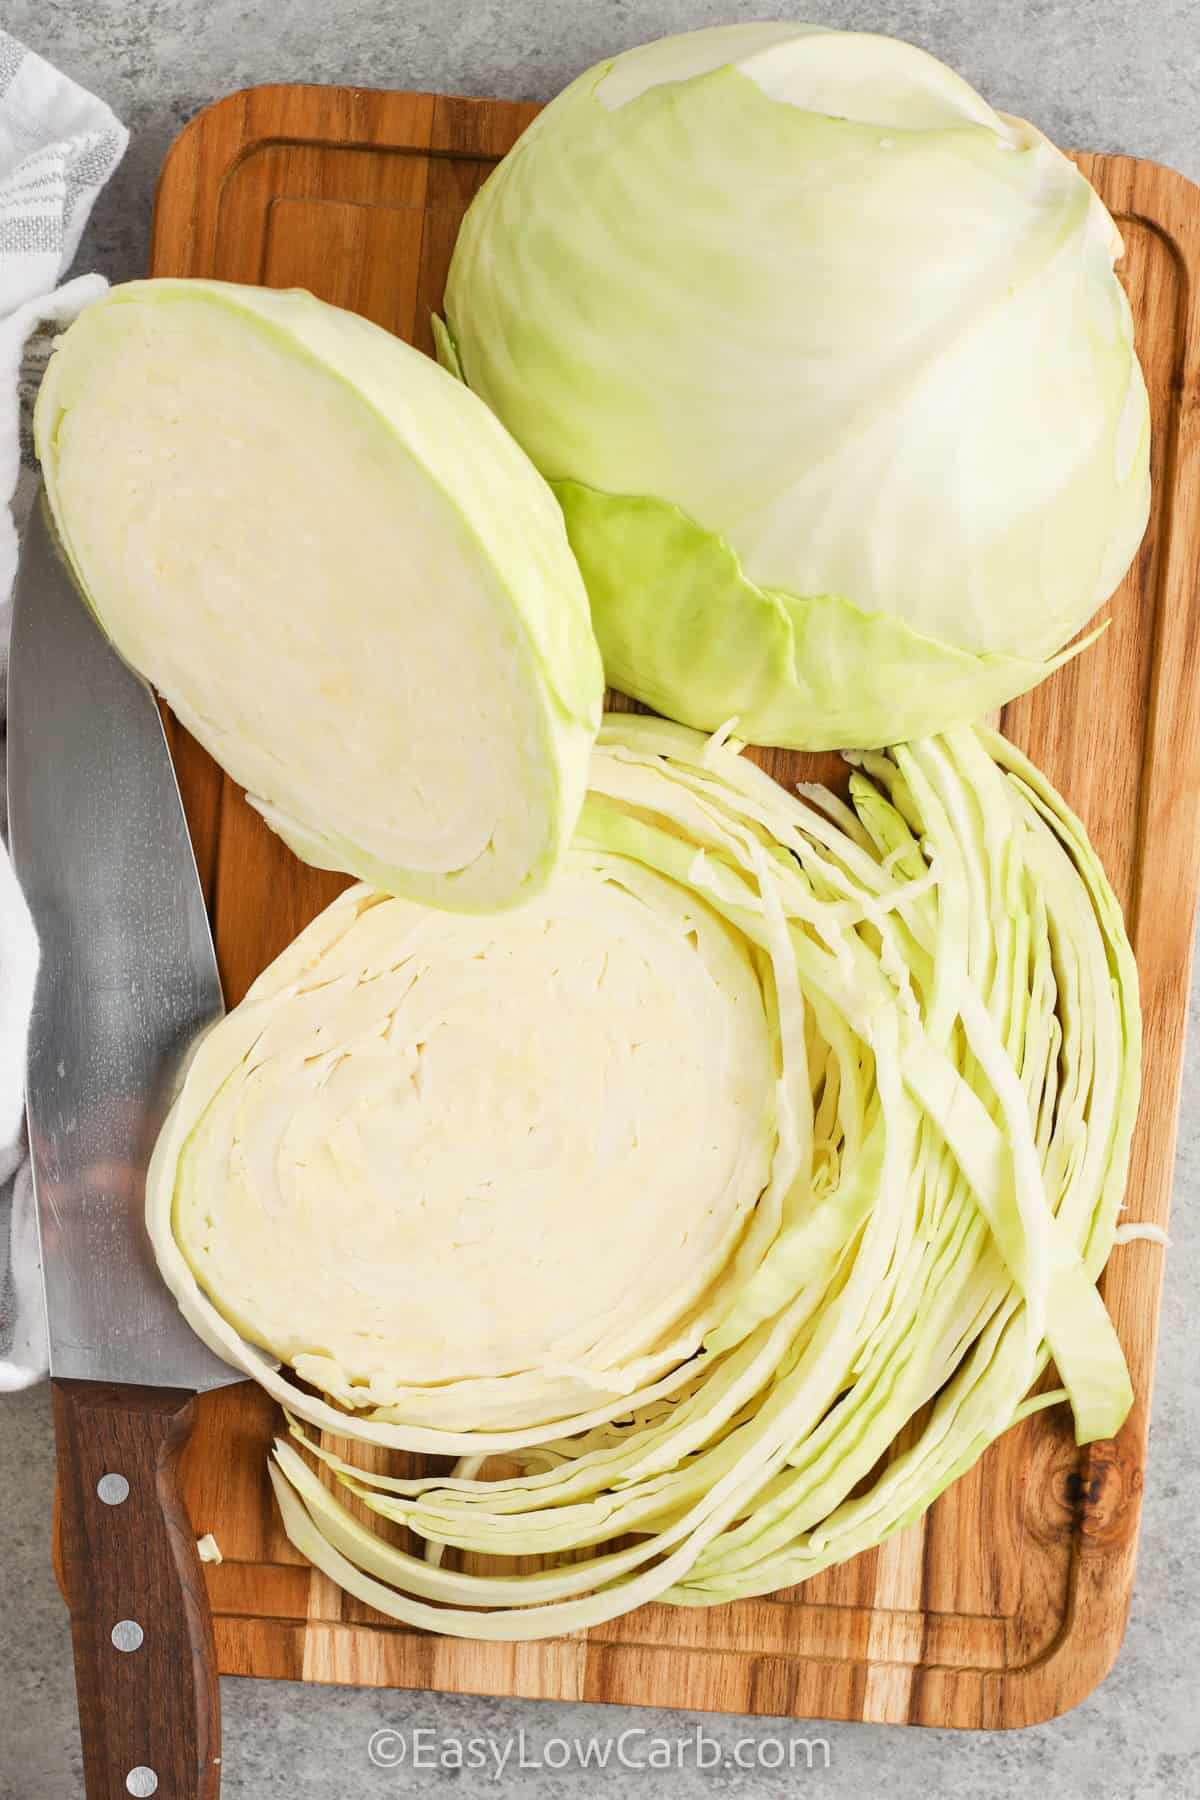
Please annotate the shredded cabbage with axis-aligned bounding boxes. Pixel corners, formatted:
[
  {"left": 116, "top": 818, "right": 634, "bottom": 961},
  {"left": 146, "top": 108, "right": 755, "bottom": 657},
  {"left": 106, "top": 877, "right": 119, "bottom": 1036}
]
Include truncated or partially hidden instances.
[{"left": 148, "top": 716, "right": 1139, "bottom": 1636}]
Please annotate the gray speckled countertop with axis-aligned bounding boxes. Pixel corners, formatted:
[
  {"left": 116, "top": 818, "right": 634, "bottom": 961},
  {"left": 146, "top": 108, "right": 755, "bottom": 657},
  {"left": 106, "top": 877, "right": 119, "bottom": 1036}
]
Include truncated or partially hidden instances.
[{"left": 2, "top": 4, "right": 1198, "bottom": 1797}]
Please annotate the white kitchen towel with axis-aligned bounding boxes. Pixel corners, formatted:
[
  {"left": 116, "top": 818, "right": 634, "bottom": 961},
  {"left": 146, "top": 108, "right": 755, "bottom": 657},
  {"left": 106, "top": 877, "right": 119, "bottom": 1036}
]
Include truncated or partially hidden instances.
[{"left": 0, "top": 32, "right": 127, "bottom": 1389}]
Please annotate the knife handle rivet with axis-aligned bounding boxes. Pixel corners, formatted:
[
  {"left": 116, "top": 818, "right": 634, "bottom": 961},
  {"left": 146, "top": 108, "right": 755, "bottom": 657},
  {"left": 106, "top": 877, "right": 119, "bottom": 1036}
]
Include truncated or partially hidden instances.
[
  {"left": 111, "top": 1619, "right": 144, "bottom": 1653},
  {"left": 96, "top": 1473, "right": 130, "bottom": 1506},
  {"left": 125, "top": 1768, "right": 158, "bottom": 1797}
]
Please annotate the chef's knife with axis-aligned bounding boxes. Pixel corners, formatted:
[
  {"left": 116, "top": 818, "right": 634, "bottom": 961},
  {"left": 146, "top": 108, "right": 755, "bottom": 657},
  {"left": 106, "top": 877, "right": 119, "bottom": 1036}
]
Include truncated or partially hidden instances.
[{"left": 7, "top": 493, "right": 243, "bottom": 1800}]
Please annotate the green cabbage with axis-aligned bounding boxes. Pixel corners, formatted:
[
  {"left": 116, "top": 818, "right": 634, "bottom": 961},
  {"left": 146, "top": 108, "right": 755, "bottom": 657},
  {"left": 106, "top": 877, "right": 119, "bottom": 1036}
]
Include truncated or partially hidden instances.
[
  {"left": 147, "top": 715, "right": 1140, "bottom": 1637},
  {"left": 441, "top": 24, "right": 1150, "bottom": 749},
  {"left": 35, "top": 278, "right": 603, "bottom": 911}
]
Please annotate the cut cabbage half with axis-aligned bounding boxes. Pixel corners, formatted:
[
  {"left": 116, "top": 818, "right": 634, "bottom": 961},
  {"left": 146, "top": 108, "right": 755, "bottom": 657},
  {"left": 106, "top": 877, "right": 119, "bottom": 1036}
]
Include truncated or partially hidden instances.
[
  {"left": 35, "top": 278, "right": 603, "bottom": 910},
  {"left": 442, "top": 25, "right": 1150, "bottom": 748},
  {"left": 149, "top": 716, "right": 1141, "bottom": 1635}
]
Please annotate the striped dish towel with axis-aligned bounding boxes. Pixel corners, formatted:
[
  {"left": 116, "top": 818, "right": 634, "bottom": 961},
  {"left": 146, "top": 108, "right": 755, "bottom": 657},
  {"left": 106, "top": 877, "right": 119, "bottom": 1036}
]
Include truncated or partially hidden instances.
[{"left": 0, "top": 32, "right": 126, "bottom": 1388}]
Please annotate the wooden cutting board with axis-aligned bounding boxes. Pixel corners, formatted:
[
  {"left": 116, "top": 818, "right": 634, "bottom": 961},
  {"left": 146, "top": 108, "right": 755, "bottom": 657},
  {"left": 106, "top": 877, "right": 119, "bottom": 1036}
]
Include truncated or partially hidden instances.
[{"left": 143, "top": 83, "right": 1200, "bottom": 1728}]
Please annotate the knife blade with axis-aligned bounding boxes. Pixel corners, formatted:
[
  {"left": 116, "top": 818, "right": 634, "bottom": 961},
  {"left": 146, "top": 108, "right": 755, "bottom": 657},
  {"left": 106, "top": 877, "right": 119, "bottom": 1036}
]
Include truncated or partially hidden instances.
[{"left": 7, "top": 492, "right": 242, "bottom": 1800}]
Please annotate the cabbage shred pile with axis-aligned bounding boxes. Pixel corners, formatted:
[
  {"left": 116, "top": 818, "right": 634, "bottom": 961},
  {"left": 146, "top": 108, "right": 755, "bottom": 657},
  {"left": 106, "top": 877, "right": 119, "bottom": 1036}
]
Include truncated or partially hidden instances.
[{"left": 152, "top": 716, "right": 1139, "bottom": 1638}]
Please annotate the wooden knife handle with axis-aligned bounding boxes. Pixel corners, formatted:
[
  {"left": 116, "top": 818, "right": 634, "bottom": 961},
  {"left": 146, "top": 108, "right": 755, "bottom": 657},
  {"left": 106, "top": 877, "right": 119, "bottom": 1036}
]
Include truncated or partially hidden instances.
[{"left": 52, "top": 1378, "right": 222, "bottom": 1799}]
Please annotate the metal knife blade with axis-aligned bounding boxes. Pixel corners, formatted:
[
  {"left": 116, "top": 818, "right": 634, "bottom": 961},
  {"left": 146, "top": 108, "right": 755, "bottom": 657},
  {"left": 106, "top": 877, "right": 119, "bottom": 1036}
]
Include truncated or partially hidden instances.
[
  {"left": 7, "top": 494, "right": 237, "bottom": 1392},
  {"left": 8, "top": 489, "right": 238, "bottom": 1800}
]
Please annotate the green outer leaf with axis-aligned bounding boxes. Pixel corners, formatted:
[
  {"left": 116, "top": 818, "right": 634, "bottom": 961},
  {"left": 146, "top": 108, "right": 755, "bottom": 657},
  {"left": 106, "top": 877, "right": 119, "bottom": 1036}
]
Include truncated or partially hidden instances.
[{"left": 557, "top": 479, "right": 1087, "bottom": 749}]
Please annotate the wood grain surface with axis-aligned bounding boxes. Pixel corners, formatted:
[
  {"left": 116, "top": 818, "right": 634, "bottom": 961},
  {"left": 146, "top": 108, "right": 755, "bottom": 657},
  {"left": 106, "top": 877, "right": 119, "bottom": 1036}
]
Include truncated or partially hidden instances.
[{"left": 145, "top": 83, "right": 1200, "bottom": 1728}]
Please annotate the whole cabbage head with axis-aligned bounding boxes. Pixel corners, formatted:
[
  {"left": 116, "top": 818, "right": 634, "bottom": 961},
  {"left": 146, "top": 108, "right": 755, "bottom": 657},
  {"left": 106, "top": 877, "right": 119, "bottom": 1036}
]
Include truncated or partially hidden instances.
[{"left": 440, "top": 24, "right": 1151, "bottom": 750}]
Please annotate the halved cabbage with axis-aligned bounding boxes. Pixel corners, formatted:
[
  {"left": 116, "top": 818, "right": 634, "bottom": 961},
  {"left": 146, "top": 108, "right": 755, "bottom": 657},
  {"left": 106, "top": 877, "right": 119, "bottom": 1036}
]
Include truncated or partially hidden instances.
[
  {"left": 441, "top": 25, "right": 1150, "bottom": 749},
  {"left": 151, "top": 848, "right": 784, "bottom": 1437},
  {"left": 35, "top": 278, "right": 603, "bottom": 910},
  {"left": 148, "top": 716, "right": 1141, "bottom": 1636}
]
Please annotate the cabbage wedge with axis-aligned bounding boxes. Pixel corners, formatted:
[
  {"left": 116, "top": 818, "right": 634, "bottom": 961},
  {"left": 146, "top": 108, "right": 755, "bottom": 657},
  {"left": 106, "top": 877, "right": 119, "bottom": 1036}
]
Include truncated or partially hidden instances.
[
  {"left": 148, "top": 717, "right": 1141, "bottom": 1637},
  {"left": 35, "top": 278, "right": 603, "bottom": 910}
]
